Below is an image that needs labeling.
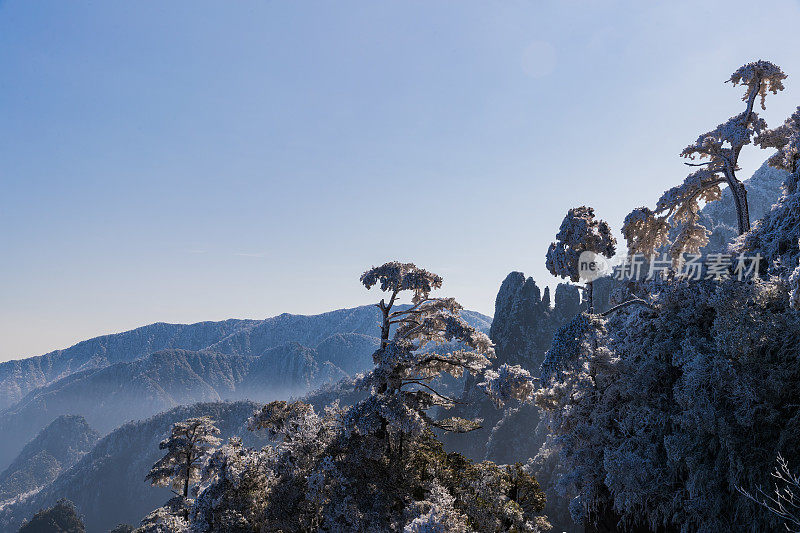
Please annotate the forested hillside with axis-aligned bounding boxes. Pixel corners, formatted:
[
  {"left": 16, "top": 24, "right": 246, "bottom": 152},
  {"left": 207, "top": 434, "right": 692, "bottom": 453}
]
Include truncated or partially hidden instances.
[
  {"left": 0, "top": 415, "right": 98, "bottom": 503},
  {"left": 0, "top": 402, "right": 265, "bottom": 532}
]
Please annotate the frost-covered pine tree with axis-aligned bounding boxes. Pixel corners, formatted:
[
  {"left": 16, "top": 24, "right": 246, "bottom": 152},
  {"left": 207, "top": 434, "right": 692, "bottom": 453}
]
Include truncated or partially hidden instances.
[
  {"left": 356, "top": 261, "right": 498, "bottom": 443},
  {"left": 624, "top": 60, "right": 787, "bottom": 259},
  {"left": 145, "top": 417, "right": 221, "bottom": 515},
  {"left": 187, "top": 262, "right": 549, "bottom": 532},
  {"left": 546, "top": 206, "right": 616, "bottom": 313}
]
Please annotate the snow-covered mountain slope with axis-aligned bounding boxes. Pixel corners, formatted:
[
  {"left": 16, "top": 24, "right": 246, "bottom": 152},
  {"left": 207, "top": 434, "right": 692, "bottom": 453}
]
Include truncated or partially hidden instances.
[
  {"left": 314, "top": 333, "right": 379, "bottom": 375},
  {"left": 0, "top": 351, "right": 252, "bottom": 471},
  {"left": 0, "top": 346, "right": 343, "bottom": 473},
  {"left": 0, "top": 401, "right": 264, "bottom": 533},
  {"left": 0, "top": 415, "right": 99, "bottom": 503}
]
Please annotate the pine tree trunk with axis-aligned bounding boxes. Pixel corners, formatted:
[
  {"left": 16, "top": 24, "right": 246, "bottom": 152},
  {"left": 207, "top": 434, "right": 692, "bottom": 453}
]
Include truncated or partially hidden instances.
[
  {"left": 183, "top": 451, "right": 191, "bottom": 498},
  {"left": 733, "top": 181, "right": 750, "bottom": 235},
  {"left": 380, "top": 304, "right": 390, "bottom": 349},
  {"left": 725, "top": 174, "right": 751, "bottom": 235},
  {"left": 183, "top": 453, "right": 191, "bottom": 519}
]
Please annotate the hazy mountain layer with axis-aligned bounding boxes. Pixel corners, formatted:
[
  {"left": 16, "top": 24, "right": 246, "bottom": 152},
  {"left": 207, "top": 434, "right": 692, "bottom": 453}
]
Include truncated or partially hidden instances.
[
  {"left": 0, "top": 345, "right": 344, "bottom": 473},
  {"left": 0, "top": 320, "right": 258, "bottom": 411},
  {"left": 0, "top": 401, "right": 265, "bottom": 533},
  {"left": 0, "top": 306, "right": 490, "bottom": 413},
  {"left": 0, "top": 306, "right": 490, "bottom": 474},
  {"left": 0, "top": 415, "right": 99, "bottom": 503}
]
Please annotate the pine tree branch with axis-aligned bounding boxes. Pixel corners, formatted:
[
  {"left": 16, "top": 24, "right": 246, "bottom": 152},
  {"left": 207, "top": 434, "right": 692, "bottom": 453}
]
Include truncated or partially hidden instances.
[{"left": 600, "top": 298, "right": 655, "bottom": 316}]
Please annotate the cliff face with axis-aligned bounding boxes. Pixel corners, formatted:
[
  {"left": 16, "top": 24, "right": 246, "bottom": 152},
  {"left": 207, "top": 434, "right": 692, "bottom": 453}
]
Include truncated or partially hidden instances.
[
  {"left": 489, "top": 272, "right": 553, "bottom": 370},
  {"left": 446, "top": 272, "right": 584, "bottom": 464}
]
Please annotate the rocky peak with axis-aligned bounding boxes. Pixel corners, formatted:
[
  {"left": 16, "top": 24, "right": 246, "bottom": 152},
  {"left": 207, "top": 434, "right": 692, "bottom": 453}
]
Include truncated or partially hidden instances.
[{"left": 489, "top": 272, "right": 551, "bottom": 369}]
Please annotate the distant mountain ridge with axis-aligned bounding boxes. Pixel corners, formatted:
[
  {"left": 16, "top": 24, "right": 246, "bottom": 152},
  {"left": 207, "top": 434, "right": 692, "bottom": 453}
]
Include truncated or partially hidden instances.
[
  {"left": 0, "top": 319, "right": 258, "bottom": 411},
  {"left": 0, "top": 305, "right": 491, "bottom": 412},
  {"left": 0, "top": 305, "right": 491, "bottom": 473}
]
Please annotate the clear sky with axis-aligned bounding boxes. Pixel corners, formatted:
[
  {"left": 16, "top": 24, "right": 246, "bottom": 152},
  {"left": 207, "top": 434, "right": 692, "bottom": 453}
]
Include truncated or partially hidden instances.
[{"left": 2, "top": 0, "right": 800, "bottom": 362}]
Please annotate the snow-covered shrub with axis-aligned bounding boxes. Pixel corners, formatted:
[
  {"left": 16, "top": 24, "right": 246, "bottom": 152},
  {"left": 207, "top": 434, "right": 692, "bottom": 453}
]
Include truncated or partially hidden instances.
[{"left": 136, "top": 500, "right": 188, "bottom": 533}]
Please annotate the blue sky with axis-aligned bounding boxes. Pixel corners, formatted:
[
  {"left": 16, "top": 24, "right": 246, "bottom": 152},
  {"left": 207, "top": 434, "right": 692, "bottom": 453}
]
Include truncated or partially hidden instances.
[{"left": 2, "top": 0, "right": 800, "bottom": 361}]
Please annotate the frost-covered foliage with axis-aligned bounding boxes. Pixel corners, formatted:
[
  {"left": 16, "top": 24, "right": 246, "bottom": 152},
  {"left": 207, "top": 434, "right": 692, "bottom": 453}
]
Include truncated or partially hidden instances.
[
  {"left": 739, "top": 455, "right": 800, "bottom": 532},
  {"left": 136, "top": 499, "right": 188, "bottom": 533},
  {"left": 538, "top": 313, "right": 602, "bottom": 381},
  {"left": 18, "top": 498, "right": 85, "bottom": 533},
  {"left": 181, "top": 263, "right": 549, "bottom": 532},
  {"left": 537, "top": 277, "right": 800, "bottom": 531},
  {"left": 757, "top": 106, "right": 800, "bottom": 174},
  {"left": 729, "top": 60, "right": 787, "bottom": 111},
  {"left": 190, "top": 437, "right": 272, "bottom": 532},
  {"left": 145, "top": 417, "right": 221, "bottom": 502},
  {"left": 623, "top": 165, "right": 724, "bottom": 258},
  {"left": 623, "top": 60, "right": 786, "bottom": 257},
  {"left": 479, "top": 364, "right": 535, "bottom": 408},
  {"left": 361, "top": 261, "right": 443, "bottom": 306},
  {"left": 403, "top": 481, "right": 469, "bottom": 533},
  {"left": 737, "top": 109, "right": 800, "bottom": 276},
  {"left": 546, "top": 206, "right": 616, "bottom": 284}
]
